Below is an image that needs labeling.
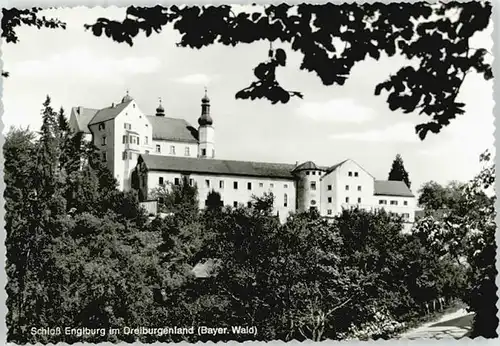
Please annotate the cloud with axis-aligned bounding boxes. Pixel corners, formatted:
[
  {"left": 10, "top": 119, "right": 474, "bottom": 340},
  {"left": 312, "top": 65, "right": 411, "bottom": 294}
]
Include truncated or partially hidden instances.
[
  {"left": 296, "top": 98, "right": 375, "bottom": 123},
  {"left": 329, "top": 122, "right": 420, "bottom": 143},
  {"left": 8, "top": 47, "right": 161, "bottom": 82},
  {"left": 173, "top": 73, "right": 214, "bottom": 85}
]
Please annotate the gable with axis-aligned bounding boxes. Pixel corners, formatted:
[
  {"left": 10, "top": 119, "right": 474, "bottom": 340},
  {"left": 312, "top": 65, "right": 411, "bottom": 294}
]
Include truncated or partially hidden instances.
[
  {"left": 69, "top": 107, "right": 99, "bottom": 134},
  {"left": 88, "top": 100, "right": 132, "bottom": 126}
]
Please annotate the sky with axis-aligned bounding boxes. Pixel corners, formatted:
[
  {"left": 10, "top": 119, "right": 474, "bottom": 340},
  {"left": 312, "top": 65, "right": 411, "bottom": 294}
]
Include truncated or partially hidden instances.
[{"left": 1, "top": 5, "right": 495, "bottom": 193}]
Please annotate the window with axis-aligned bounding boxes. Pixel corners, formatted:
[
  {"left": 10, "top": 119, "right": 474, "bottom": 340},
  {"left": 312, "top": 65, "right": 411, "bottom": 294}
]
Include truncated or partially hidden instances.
[
  {"left": 101, "top": 136, "right": 107, "bottom": 146},
  {"left": 137, "top": 136, "right": 140, "bottom": 145},
  {"left": 402, "top": 213, "right": 410, "bottom": 220},
  {"left": 145, "top": 136, "right": 148, "bottom": 145},
  {"left": 345, "top": 185, "right": 349, "bottom": 191},
  {"left": 205, "top": 179, "right": 210, "bottom": 188},
  {"left": 202, "top": 148, "right": 207, "bottom": 156},
  {"left": 124, "top": 123, "right": 131, "bottom": 130},
  {"left": 312, "top": 171, "right": 316, "bottom": 175},
  {"left": 311, "top": 182, "right": 317, "bottom": 190},
  {"left": 379, "top": 200, "right": 387, "bottom": 205},
  {"left": 328, "top": 185, "right": 332, "bottom": 191},
  {"left": 98, "top": 122, "right": 106, "bottom": 130},
  {"left": 174, "top": 178, "right": 180, "bottom": 186},
  {"left": 233, "top": 181, "right": 238, "bottom": 189},
  {"left": 259, "top": 183, "right": 264, "bottom": 188},
  {"left": 357, "top": 185, "right": 362, "bottom": 191},
  {"left": 345, "top": 197, "right": 349, "bottom": 203},
  {"left": 284, "top": 184, "right": 288, "bottom": 188},
  {"left": 189, "top": 179, "right": 194, "bottom": 186},
  {"left": 219, "top": 180, "right": 224, "bottom": 189},
  {"left": 233, "top": 201, "right": 238, "bottom": 208},
  {"left": 185, "top": 147, "right": 190, "bottom": 156},
  {"left": 159, "top": 177, "right": 164, "bottom": 185},
  {"left": 170, "top": 145, "right": 176, "bottom": 155},
  {"left": 122, "top": 151, "right": 127, "bottom": 160},
  {"left": 404, "top": 201, "right": 408, "bottom": 206},
  {"left": 270, "top": 183, "right": 274, "bottom": 188},
  {"left": 284, "top": 193, "right": 288, "bottom": 207},
  {"left": 327, "top": 209, "right": 332, "bottom": 215},
  {"left": 102, "top": 152, "right": 107, "bottom": 162},
  {"left": 247, "top": 182, "right": 252, "bottom": 190},
  {"left": 156, "top": 144, "right": 161, "bottom": 153},
  {"left": 122, "top": 135, "right": 128, "bottom": 144},
  {"left": 354, "top": 172, "right": 359, "bottom": 177},
  {"left": 328, "top": 197, "right": 332, "bottom": 203},
  {"left": 358, "top": 197, "right": 362, "bottom": 204},
  {"left": 390, "top": 200, "right": 398, "bottom": 206},
  {"left": 247, "top": 202, "right": 252, "bottom": 208},
  {"left": 348, "top": 171, "right": 353, "bottom": 177},
  {"left": 128, "top": 152, "right": 133, "bottom": 160},
  {"left": 306, "top": 171, "right": 310, "bottom": 175}
]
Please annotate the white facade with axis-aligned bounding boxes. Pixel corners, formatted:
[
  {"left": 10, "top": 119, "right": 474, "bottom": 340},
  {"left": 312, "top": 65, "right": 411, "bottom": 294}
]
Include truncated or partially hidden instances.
[
  {"left": 198, "top": 126, "right": 215, "bottom": 158},
  {"left": 146, "top": 171, "right": 295, "bottom": 222},
  {"left": 70, "top": 91, "right": 417, "bottom": 228}
]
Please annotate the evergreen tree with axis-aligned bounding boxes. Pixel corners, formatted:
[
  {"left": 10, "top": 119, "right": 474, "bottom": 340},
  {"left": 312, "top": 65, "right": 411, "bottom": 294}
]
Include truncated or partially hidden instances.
[{"left": 388, "top": 154, "right": 411, "bottom": 188}]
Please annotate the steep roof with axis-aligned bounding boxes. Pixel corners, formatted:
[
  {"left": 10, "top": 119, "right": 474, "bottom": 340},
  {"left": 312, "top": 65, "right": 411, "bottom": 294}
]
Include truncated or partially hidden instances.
[
  {"left": 325, "top": 159, "right": 349, "bottom": 174},
  {"left": 292, "top": 161, "right": 322, "bottom": 172},
  {"left": 139, "top": 154, "right": 297, "bottom": 179},
  {"left": 88, "top": 100, "right": 132, "bottom": 126},
  {"left": 146, "top": 116, "right": 198, "bottom": 143},
  {"left": 70, "top": 107, "right": 99, "bottom": 134},
  {"left": 374, "top": 180, "right": 415, "bottom": 197}
]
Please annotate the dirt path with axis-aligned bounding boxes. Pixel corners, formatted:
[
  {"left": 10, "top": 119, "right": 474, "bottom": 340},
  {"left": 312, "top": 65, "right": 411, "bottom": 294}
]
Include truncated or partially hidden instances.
[{"left": 398, "top": 308, "right": 475, "bottom": 339}]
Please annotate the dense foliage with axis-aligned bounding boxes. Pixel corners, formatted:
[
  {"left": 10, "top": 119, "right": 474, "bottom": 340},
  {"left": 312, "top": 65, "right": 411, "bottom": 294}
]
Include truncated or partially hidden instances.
[
  {"left": 7, "top": 96, "right": 494, "bottom": 342},
  {"left": 413, "top": 150, "right": 497, "bottom": 337},
  {"left": 388, "top": 154, "right": 411, "bottom": 188},
  {"left": 2, "top": 2, "right": 492, "bottom": 139}
]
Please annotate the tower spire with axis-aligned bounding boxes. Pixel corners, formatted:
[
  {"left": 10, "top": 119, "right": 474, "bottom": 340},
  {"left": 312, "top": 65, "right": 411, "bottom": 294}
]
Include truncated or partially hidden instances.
[
  {"left": 156, "top": 96, "right": 165, "bottom": 117},
  {"left": 198, "top": 87, "right": 212, "bottom": 125}
]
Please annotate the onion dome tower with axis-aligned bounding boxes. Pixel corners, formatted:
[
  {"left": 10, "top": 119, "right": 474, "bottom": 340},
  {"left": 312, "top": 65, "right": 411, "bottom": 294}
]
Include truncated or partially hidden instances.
[{"left": 197, "top": 87, "right": 215, "bottom": 158}]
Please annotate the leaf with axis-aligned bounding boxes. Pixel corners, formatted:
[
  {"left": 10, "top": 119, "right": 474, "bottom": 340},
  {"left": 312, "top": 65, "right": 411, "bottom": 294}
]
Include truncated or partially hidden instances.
[{"left": 275, "top": 48, "right": 287, "bottom": 66}]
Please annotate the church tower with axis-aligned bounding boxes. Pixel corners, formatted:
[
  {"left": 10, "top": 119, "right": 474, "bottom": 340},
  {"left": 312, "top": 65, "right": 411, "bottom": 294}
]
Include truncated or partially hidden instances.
[{"left": 197, "top": 88, "right": 215, "bottom": 158}]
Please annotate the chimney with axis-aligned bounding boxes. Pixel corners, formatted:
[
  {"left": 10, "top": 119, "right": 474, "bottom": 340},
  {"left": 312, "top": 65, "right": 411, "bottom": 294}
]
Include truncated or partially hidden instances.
[
  {"left": 111, "top": 102, "right": 115, "bottom": 108},
  {"left": 76, "top": 106, "right": 82, "bottom": 115}
]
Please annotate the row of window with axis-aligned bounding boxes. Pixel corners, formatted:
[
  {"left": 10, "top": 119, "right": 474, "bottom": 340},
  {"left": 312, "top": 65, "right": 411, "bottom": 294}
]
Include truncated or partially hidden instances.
[
  {"left": 323, "top": 184, "right": 363, "bottom": 191},
  {"left": 305, "top": 170, "right": 360, "bottom": 177},
  {"left": 121, "top": 135, "right": 141, "bottom": 145},
  {"left": 379, "top": 199, "right": 408, "bottom": 206},
  {"left": 155, "top": 144, "right": 191, "bottom": 156},
  {"left": 305, "top": 171, "right": 321, "bottom": 176},
  {"left": 210, "top": 196, "right": 290, "bottom": 209},
  {"left": 159, "top": 177, "right": 289, "bottom": 191}
]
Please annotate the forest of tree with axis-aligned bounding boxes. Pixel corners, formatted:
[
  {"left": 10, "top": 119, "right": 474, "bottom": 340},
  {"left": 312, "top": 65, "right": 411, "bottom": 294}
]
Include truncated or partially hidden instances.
[{"left": 4, "top": 97, "right": 497, "bottom": 342}]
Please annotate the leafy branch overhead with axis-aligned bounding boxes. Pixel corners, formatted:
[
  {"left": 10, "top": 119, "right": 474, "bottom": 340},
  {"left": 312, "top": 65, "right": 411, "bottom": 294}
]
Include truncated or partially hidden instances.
[
  {"left": 1, "top": 2, "right": 492, "bottom": 139},
  {"left": 84, "top": 2, "right": 492, "bottom": 140}
]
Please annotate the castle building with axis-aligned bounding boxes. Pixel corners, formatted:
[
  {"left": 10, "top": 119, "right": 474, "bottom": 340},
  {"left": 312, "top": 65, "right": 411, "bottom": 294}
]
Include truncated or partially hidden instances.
[{"left": 69, "top": 91, "right": 416, "bottom": 230}]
